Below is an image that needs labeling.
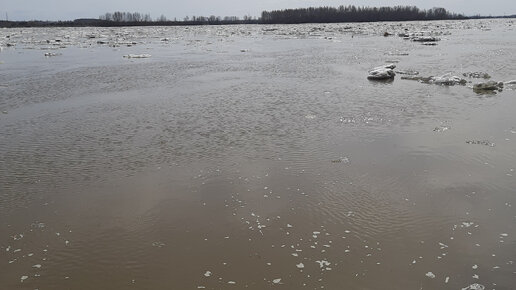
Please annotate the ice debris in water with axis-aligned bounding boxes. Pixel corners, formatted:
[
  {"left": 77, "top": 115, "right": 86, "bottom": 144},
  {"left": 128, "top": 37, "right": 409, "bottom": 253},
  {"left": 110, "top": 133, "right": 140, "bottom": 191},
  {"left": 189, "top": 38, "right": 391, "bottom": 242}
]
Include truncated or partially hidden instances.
[
  {"left": 151, "top": 241, "right": 166, "bottom": 247},
  {"left": 31, "top": 222, "right": 46, "bottom": 229},
  {"left": 465, "top": 140, "right": 495, "bottom": 147},
  {"left": 463, "top": 72, "right": 491, "bottom": 79},
  {"left": 32, "top": 264, "right": 42, "bottom": 269},
  {"left": 367, "top": 64, "right": 396, "bottom": 80},
  {"left": 204, "top": 271, "right": 212, "bottom": 277},
  {"left": 123, "top": 54, "right": 151, "bottom": 59},
  {"left": 316, "top": 260, "right": 331, "bottom": 268},
  {"left": 401, "top": 73, "right": 466, "bottom": 86},
  {"left": 431, "top": 74, "right": 467, "bottom": 86},
  {"left": 20, "top": 276, "right": 28, "bottom": 282},
  {"left": 44, "top": 52, "right": 61, "bottom": 57},
  {"left": 462, "top": 283, "right": 485, "bottom": 290},
  {"left": 228, "top": 281, "right": 236, "bottom": 284},
  {"left": 411, "top": 36, "right": 440, "bottom": 42},
  {"left": 13, "top": 234, "right": 24, "bottom": 240},
  {"left": 395, "top": 69, "right": 419, "bottom": 75},
  {"left": 473, "top": 81, "right": 504, "bottom": 93},
  {"left": 433, "top": 125, "right": 450, "bottom": 132},
  {"left": 425, "top": 272, "right": 436, "bottom": 278},
  {"left": 273, "top": 278, "right": 282, "bottom": 284},
  {"left": 296, "top": 263, "right": 305, "bottom": 269}
]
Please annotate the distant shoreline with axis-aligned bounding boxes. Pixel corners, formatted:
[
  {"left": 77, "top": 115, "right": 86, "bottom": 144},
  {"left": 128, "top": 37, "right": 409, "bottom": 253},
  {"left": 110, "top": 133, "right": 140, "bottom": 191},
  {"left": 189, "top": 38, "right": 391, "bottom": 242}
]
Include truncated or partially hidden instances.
[
  {"left": 1, "top": 16, "right": 514, "bottom": 29},
  {"left": 1, "top": 5, "right": 514, "bottom": 28}
]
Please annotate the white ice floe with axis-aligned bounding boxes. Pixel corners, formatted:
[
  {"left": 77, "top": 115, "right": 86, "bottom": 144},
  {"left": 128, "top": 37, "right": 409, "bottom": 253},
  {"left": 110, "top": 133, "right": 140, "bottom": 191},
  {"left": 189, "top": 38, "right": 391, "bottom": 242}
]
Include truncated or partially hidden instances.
[
  {"left": 462, "top": 222, "right": 474, "bottom": 228},
  {"left": 367, "top": 64, "right": 396, "bottom": 80},
  {"left": 204, "top": 271, "right": 212, "bottom": 277},
  {"left": 462, "top": 283, "right": 485, "bottom": 290},
  {"left": 272, "top": 278, "right": 281, "bottom": 284},
  {"left": 425, "top": 272, "right": 436, "bottom": 278},
  {"left": 227, "top": 281, "right": 236, "bottom": 284},
  {"left": 315, "top": 260, "right": 330, "bottom": 268},
  {"left": 296, "top": 263, "right": 305, "bottom": 269},
  {"left": 32, "top": 264, "right": 42, "bottom": 269},
  {"left": 20, "top": 276, "right": 28, "bottom": 282},
  {"left": 431, "top": 74, "right": 466, "bottom": 86}
]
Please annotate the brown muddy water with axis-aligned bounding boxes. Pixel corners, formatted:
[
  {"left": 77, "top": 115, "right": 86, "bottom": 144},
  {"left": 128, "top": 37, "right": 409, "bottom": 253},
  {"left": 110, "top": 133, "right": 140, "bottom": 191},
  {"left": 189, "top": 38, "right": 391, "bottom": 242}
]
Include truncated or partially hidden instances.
[{"left": 1, "top": 19, "right": 516, "bottom": 289}]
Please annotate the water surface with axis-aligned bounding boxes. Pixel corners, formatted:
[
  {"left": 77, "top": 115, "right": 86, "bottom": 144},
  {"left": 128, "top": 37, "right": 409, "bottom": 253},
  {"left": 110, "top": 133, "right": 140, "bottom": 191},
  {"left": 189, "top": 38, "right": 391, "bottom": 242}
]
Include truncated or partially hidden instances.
[{"left": 1, "top": 19, "right": 515, "bottom": 289}]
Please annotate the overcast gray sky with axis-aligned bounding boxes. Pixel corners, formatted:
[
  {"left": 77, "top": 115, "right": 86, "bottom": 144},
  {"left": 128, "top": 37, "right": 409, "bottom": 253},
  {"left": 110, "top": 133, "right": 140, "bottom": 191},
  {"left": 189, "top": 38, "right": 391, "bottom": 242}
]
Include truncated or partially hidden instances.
[{"left": 2, "top": 0, "right": 515, "bottom": 21}]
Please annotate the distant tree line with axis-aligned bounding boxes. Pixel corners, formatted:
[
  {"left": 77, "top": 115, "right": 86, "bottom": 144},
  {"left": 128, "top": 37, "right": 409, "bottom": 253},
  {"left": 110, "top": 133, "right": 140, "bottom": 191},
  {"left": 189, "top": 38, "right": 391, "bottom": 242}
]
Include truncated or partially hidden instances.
[
  {"left": 1, "top": 6, "right": 513, "bottom": 28},
  {"left": 261, "top": 6, "right": 466, "bottom": 24},
  {"left": 96, "top": 11, "right": 258, "bottom": 25},
  {"left": 99, "top": 12, "right": 153, "bottom": 22}
]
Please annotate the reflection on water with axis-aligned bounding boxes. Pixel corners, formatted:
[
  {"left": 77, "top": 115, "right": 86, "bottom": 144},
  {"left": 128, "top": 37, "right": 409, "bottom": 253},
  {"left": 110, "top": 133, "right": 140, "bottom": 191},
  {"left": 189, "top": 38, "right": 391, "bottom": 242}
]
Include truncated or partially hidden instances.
[{"left": 1, "top": 19, "right": 516, "bottom": 289}]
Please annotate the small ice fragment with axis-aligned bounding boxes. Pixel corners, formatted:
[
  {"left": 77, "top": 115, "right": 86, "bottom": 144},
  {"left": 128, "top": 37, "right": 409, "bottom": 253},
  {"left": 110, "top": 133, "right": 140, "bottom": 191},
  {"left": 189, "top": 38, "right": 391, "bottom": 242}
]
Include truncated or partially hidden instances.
[
  {"left": 291, "top": 253, "right": 298, "bottom": 257},
  {"left": 287, "top": 224, "right": 292, "bottom": 228},
  {"left": 273, "top": 278, "right": 281, "bottom": 284},
  {"left": 123, "top": 54, "right": 151, "bottom": 58},
  {"left": 425, "top": 272, "right": 435, "bottom": 278},
  {"left": 445, "top": 276, "right": 450, "bottom": 283},
  {"left": 32, "top": 264, "right": 42, "bottom": 269},
  {"left": 315, "top": 260, "right": 330, "bottom": 268},
  {"left": 228, "top": 281, "right": 236, "bottom": 284},
  {"left": 296, "top": 263, "right": 305, "bottom": 269},
  {"left": 28, "top": 253, "right": 33, "bottom": 257},
  {"left": 461, "top": 284, "right": 485, "bottom": 290},
  {"left": 14, "top": 249, "right": 21, "bottom": 253},
  {"left": 204, "top": 271, "right": 212, "bottom": 277},
  {"left": 197, "top": 286, "right": 206, "bottom": 289},
  {"left": 500, "top": 233, "right": 508, "bottom": 237},
  {"left": 472, "top": 274, "right": 479, "bottom": 279},
  {"left": 472, "top": 264, "right": 478, "bottom": 269},
  {"left": 151, "top": 241, "right": 165, "bottom": 247},
  {"left": 65, "top": 240, "right": 70, "bottom": 246},
  {"left": 20, "top": 276, "right": 28, "bottom": 282}
]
